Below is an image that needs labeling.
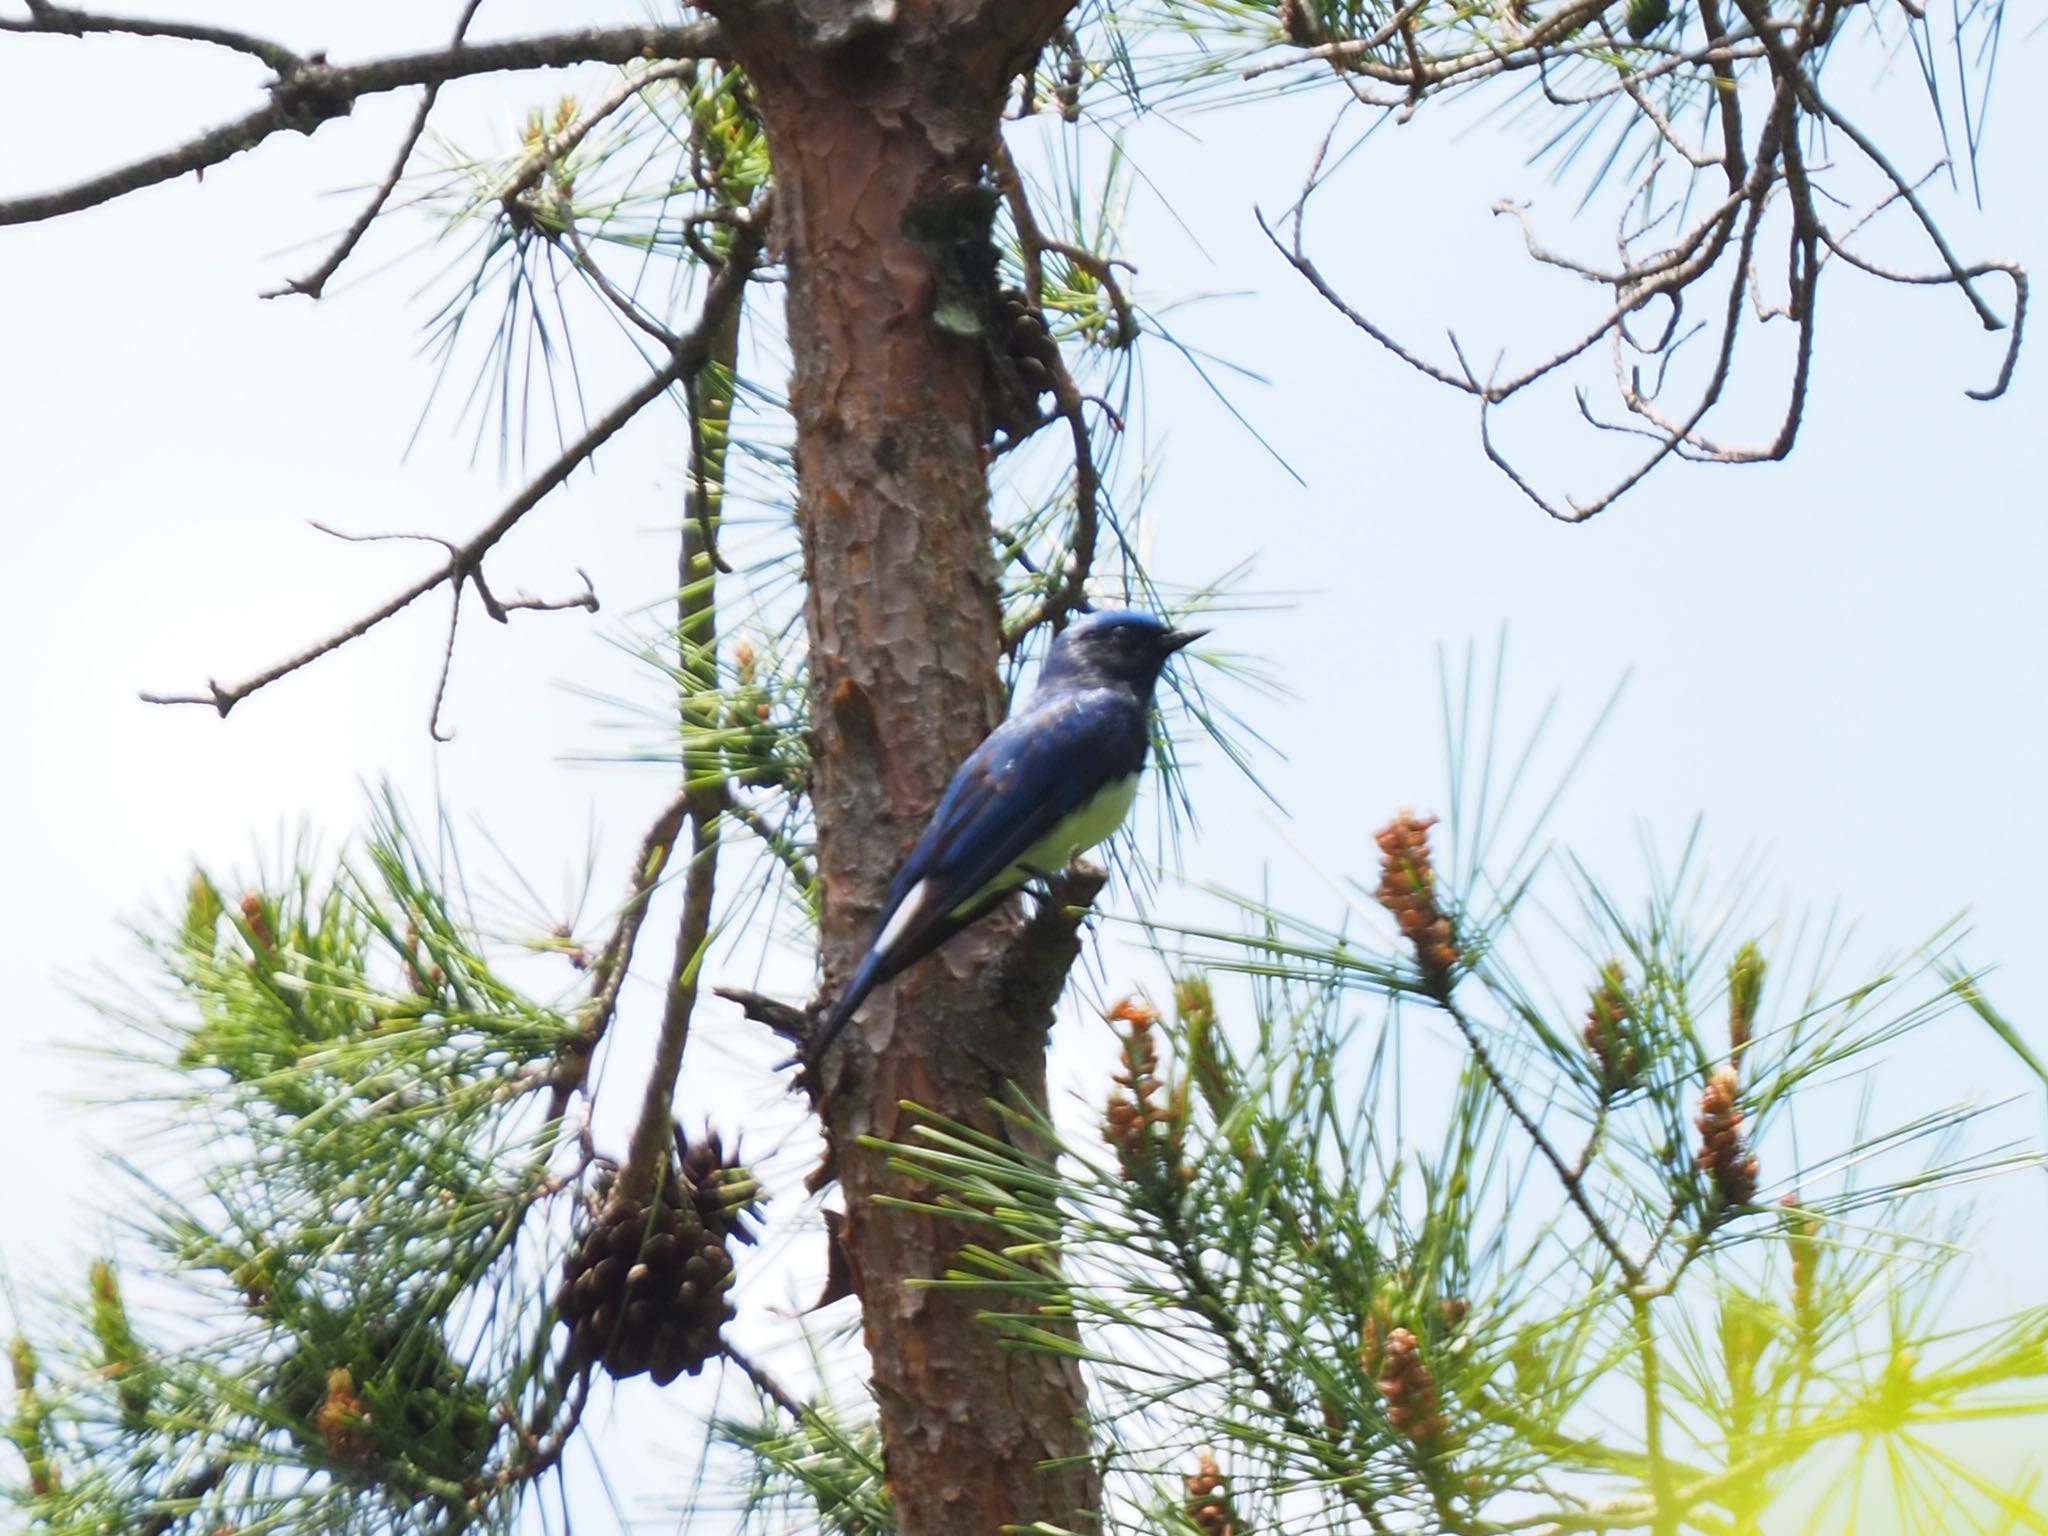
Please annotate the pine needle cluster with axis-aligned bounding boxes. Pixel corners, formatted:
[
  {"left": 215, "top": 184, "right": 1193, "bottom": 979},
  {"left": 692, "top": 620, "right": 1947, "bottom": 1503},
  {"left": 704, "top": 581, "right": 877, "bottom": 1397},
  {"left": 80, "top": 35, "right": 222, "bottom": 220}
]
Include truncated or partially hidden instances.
[
  {"left": 872, "top": 789, "right": 2048, "bottom": 1534},
  {"left": 4, "top": 798, "right": 598, "bottom": 1533}
]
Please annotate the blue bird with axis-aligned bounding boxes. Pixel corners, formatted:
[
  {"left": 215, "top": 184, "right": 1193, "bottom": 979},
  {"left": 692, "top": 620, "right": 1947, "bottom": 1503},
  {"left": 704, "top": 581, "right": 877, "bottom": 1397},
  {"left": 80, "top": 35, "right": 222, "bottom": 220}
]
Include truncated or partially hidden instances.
[{"left": 808, "top": 610, "right": 1204, "bottom": 1064}]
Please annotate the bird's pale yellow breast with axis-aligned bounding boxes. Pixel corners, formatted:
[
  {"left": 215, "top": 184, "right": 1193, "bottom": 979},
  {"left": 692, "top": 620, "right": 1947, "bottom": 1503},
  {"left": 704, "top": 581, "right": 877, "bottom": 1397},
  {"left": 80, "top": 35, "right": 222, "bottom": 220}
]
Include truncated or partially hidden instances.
[{"left": 950, "top": 772, "right": 1141, "bottom": 917}]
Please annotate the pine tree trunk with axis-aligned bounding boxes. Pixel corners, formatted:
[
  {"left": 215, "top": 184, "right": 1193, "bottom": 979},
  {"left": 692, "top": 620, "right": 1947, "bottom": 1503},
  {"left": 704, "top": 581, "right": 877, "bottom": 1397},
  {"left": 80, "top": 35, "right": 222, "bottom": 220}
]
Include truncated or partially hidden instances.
[{"left": 703, "top": 4, "right": 1099, "bottom": 1533}]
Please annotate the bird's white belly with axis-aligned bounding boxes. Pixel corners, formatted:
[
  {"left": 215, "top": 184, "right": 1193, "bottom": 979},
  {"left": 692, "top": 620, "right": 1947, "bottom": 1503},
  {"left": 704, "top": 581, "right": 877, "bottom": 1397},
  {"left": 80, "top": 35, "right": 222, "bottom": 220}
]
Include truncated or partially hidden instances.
[{"left": 955, "top": 772, "right": 1140, "bottom": 915}]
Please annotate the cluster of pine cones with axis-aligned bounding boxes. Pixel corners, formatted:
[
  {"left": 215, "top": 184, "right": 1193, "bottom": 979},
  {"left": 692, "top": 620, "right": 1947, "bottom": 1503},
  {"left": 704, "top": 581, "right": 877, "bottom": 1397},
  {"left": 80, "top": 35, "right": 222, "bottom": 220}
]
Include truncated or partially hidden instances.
[
  {"left": 988, "top": 286, "right": 1063, "bottom": 442},
  {"left": 557, "top": 1128, "right": 760, "bottom": 1386}
]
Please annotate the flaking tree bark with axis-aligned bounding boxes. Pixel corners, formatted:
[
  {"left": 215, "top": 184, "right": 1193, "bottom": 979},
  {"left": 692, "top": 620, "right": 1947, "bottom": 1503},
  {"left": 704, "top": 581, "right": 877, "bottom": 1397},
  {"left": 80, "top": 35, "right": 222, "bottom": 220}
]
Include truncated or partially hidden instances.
[{"left": 701, "top": 3, "right": 1100, "bottom": 1531}]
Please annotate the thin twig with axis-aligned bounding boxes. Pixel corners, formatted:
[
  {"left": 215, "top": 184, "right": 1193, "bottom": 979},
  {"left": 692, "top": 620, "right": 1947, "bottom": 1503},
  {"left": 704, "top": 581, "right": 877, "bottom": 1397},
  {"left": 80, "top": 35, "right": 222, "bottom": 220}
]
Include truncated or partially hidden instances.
[
  {"left": 568, "top": 217, "right": 686, "bottom": 350},
  {"left": 713, "top": 985, "right": 811, "bottom": 1044},
  {"left": 1436, "top": 991, "right": 1642, "bottom": 1286},
  {"left": 1260, "top": 0, "right": 2022, "bottom": 523},
  {"left": 263, "top": 0, "right": 488, "bottom": 299},
  {"left": 1155, "top": 1197, "right": 1393, "bottom": 1534},
  {"left": 726, "top": 797, "right": 818, "bottom": 898},
  {"left": 1037, "top": 238, "right": 1136, "bottom": 349},
  {"left": 986, "top": 135, "right": 1121, "bottom": 653},
  {"left": 725, "top": 1340, "right": 806, "bottom": 1421},
  {"left": 427, "top": 574, "right": 467, "bottom": 743},
  {"left": 545, "top": 788, "right": 693, "bottom": 1131}
]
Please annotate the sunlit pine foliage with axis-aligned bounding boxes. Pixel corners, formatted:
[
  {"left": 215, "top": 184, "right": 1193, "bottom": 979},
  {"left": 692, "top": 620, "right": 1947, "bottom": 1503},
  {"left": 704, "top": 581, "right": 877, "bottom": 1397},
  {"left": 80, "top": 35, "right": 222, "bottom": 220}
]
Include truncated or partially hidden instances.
[{"left": 860, "top": 812, "right": 2048, "bottom": 1534}]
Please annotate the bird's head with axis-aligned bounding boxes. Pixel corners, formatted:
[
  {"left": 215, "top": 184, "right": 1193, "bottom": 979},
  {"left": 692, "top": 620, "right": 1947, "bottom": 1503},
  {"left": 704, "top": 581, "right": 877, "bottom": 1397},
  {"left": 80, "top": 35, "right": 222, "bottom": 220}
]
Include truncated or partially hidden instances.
[{"left": 1038, "top": 609, "right": 1206, "bottom": 695}]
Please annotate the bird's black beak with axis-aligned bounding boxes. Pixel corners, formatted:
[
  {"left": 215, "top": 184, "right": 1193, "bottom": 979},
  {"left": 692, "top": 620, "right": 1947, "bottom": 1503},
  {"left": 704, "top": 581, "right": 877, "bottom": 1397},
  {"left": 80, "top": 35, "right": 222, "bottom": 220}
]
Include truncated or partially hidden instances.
[{"left": 1162, "top": 627, "right": 1207, "bottom": 655}]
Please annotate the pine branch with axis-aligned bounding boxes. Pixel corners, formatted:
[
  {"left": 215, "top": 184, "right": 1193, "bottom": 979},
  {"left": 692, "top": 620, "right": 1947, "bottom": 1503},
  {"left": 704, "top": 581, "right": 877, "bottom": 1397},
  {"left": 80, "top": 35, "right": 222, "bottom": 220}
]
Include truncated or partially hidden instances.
[
  {"left": 547, "top": 789, "right": 693, "bottom": 1130},
  {"left": 615, "top": 288, "right": 744, "bottom": 1207},
  {"left": 988, "top": 136, "right": 1118, "bottom": 655},
  {"left": 1436, "top": 987, "right": 1643, "bottom": 1288}
]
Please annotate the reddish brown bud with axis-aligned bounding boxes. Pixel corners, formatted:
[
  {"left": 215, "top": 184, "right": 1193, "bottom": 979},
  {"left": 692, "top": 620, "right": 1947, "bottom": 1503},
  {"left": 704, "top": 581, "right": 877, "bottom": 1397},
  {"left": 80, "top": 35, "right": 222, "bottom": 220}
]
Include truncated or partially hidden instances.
[
  {"left": 402, "top": 922, "right": 441, "bottom": 998},
  {"left": 1377, "top": 1327, "right": 1447, "bottom": 1443},
  {"left": 1360, "top": 1277, "right": 1401, "bottom": 1373},
  {"left": 1582, "top": 959, "right": 1641, "bottom": 1095},
  {"left": 315, "top": 1367, "right": 375, "bottom": 1463},
  {"left": 1103, "top": 998, "right": 1187, "bottom": 1183},
  {"left": 1185, "top": 1449, "right": 1237, "bottom": 1536},
  {"left": 1374, "top": 809, "right": 1459, "bottom": 992},
  {"left": 1696, "top": 1066, "right": 1758, "bottom": 1210},
  {"left": 239, "top": 891, "right": 273, "bottom": 952}
]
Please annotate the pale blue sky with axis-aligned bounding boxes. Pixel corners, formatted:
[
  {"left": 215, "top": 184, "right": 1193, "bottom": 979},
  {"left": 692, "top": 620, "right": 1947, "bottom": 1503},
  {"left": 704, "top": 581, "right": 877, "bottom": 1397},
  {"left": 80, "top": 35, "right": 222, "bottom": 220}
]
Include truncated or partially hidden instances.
[{"left": 3, "top": 1, "right": 2044, "bottom": 1522}]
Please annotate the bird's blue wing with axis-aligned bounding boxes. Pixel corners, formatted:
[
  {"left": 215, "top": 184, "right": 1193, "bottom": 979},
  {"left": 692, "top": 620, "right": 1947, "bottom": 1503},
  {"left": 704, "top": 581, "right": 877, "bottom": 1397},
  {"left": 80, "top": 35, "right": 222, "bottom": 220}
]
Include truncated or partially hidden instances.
[
  {"left": 806, "top": 688, "right": 1148, "bottom": 1065},
  {"left": 891, "top": 687, "right": 1148, "bottom": 917}
]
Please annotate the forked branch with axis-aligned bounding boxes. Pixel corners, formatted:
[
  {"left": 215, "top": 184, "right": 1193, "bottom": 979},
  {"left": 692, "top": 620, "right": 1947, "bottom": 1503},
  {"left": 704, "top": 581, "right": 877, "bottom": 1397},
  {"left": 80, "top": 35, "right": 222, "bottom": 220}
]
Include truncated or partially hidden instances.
[
  {"left": 1260, "top": 0, "right": 2024, "bottom": 521},
  {"left": 139, "top": 201, "right": 768, "bottom": 721}
]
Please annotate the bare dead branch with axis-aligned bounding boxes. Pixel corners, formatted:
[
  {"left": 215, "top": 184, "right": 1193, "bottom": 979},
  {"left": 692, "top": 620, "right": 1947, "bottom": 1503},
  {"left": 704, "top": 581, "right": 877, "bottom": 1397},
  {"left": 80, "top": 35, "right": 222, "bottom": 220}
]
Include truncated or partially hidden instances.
[
  {"left": 987, "top": 139, "right": 1119, "bottom": 654},
  {"left": 139, "top": 353, "right": 682, "bottom": 714},
  {"left": 1731, "top": 0, "right": 2004, "bottom": 332},
  {"left": 427, "top": 575, "right": 467, "bottom": 744},
  {"left": 567, "top": 218, "right": 686, "bottom": 351},
  {"left": 423, "top": 565, "right": 600, "bottom": 740},
  {"left": 304, "top": 516, "right": 593, "bottom": 737},
  {"left": 479, "top": 568, "right": 601, "bottom": 619},
  {"left": 1004, "top": 369, "right": 1107, "bottom": 650},
  {"left": 138, "top": 198, "right": 767, "bottom": 719},
  {"left": 263, "top": 0, "right": 487, "bottom": 300},
  {"left": 1263, "top": 0, "right": 2022, "bottom": 523},
  {"left": 1823, "top": 245, "right": 2026, "bottom": 402},
  {"left": 0, "top": 18, "right": 727, "bottom": 226},
  {"left": 1258, "top": 207, "right": 1490, "bottom": 394}
]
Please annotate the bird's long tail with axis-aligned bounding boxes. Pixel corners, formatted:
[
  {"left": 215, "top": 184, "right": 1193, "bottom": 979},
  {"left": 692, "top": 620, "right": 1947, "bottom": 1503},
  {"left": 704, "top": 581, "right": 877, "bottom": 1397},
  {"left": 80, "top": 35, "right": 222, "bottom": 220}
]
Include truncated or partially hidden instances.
[
  {"left": 807, "top": 947, "right": 889, "bottom": 1066},
  {"left": 802, "top": 888, "right": 1021, "bottom": 1068}
]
